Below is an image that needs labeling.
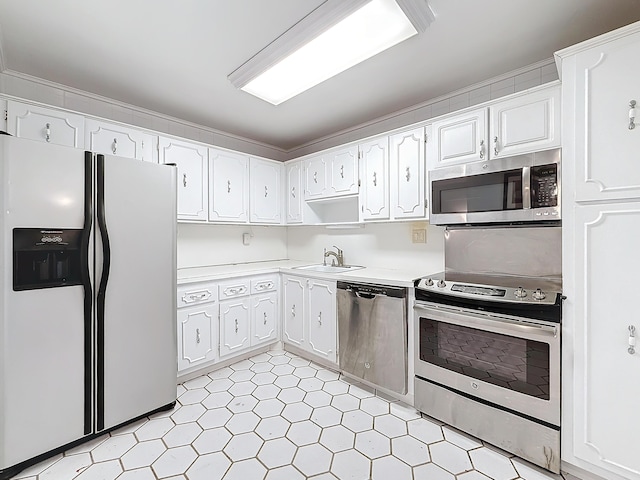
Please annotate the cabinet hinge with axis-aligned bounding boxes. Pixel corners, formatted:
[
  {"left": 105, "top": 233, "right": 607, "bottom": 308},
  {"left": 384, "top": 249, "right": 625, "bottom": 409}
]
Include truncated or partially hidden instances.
[
  {"left": 358, "top": 179, "right": 361, "bottom": 187},
  {"left": 4, "top": 110, "right": 7, "bottom": 122},
  {"left": 358, "top": 151, "right": 361, "bottom": 160},
  {"left": 424, "top": 134, "right": 428, "bottom": 144}
]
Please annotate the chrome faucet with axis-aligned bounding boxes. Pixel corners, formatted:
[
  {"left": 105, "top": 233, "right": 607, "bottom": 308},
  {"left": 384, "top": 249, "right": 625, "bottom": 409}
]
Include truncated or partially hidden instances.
[{"left": 323, "top": 245, "right": 344, "bottom": 267}]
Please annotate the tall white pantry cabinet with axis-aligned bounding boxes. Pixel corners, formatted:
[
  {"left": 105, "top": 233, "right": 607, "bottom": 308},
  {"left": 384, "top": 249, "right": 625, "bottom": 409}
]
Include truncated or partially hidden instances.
[{"left": 557, "top": 21, "right": 640, "bottom": 480}]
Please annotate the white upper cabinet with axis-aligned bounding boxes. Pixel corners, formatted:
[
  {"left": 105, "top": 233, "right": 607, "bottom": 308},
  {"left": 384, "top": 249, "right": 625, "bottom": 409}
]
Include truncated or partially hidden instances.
[
  {"left": 489, "top": 86, "right": 560, "bottom": 158},
  {"left": 250, "top": 158, "right": 282, "bottom": 224},
  {"left": 7, "top": 100, "right": 84, "bottom": 148},
  {"left": 561, "top": 29, "right": 640, "bottom": 203},
  {"left": 304, "top": 155, "right": 329, "bottom": 199},
  {"left": 428, "top": 84, "right": 561, "bottom": 169},
  {"left": 85, "top": 119, "right": 157, "bottom": 162},
  {"left": 389, "top": 126, "right": 427, "bottom": 219},
  {"left": 285, "top": 161, "right": 303, "bottom": 224},
  {"left": 209, "top": 148, "right": 249, "bottom": 223},
  {"left": 429, "top": 107, "right": 487, "bottom": 169},
  {"left": 328, "top": 146, "right": 359, "bottom": 196},
  {"left": 359, "top": 137, "right": 390, "bottom": 221},
  {"left": 158, "top": 136, "right": 208, "bottom": 222}
]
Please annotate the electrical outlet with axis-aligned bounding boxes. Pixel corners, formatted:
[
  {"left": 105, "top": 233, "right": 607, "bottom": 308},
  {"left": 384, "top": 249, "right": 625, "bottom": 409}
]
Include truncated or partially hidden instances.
[
  {"left": 242, "top": 233, "right": 251, "bottom": 245},
  {"left": 412, "top": 228, "right": 427, "bottom": 243}
]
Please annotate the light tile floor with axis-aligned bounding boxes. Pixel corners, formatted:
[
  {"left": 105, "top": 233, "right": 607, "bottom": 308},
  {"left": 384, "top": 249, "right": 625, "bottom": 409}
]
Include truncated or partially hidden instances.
[{"left": 11, "top": 350, "right": 575, "bottom": 480}]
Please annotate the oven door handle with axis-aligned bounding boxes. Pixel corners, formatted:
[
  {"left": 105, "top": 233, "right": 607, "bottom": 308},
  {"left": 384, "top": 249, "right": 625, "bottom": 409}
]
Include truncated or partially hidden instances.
[{"left": 414, "top": 302, "right": 559, "bottom": 338}]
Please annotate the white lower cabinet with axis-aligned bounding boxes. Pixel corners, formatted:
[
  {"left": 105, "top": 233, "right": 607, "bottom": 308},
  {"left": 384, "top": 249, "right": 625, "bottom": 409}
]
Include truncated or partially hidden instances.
[
  {"left": 566, "top": 202, "right": 640, "bottom": 480},
  {"left": 177, "top": 274, "right": 280, "bottom": 374},
  {"left": 219, "top": 297, "right": 251, "bottom": 358},
  {"left": 177, "top": 283, "right": 218, "bottom": 372},
  {"left": 252, "top": 293, "right": 279, "bottom": 345},
  {"left": 283, "top": 275, "right": 337, "bottom": 364}
]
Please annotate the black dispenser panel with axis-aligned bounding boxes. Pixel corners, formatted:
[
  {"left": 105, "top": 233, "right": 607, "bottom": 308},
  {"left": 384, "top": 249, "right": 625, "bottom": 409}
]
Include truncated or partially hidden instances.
[{"left": 13, "top": 228, "right": 83, "bottom": 291}]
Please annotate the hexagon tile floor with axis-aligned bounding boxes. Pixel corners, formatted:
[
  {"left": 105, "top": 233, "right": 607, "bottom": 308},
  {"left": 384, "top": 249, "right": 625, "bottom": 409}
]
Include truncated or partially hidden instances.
[{"left": 11, "top": 350, "right": 575, "bottom": 480}]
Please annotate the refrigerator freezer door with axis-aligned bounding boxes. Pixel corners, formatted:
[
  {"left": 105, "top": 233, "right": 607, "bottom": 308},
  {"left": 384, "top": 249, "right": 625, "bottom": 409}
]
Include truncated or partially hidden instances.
[
  {"left": 0, "top": 137, "right": 87, "bottom": 468},
  {"left": 98, "top": 155, "right": 177, "bottom": 431}
]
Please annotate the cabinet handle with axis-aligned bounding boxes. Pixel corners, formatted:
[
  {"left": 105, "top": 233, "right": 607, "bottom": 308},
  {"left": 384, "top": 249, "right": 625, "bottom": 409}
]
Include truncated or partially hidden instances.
[
  {"left": 373, "top": 171, "right": 377, "bottom": 187},
  {"left": 291, "top": 186, "right": 296, "bottom": 198},
  {"left": 256, "top": 282, "right": 273, "bottom": 291},
  {"left": 291, "top": 304, "right": 296, "bottom": 317},
  {"left": 45, "top": 123, "right": 51, "bottom": 143},
  {"left": 196, "top": 328, "right": 201, "bottom": 344},
  {"left": 235, "top": 319, "right": 239, "bottom": 333},
  {"left": 112, "top": 138, "right": 117, "bottom": 154},
  {"left": 313, "top": 171, "right": 318, "bottom": 184},
  {"left": 318, "top": 311, "right": 322, "bottom": 326},
  {"left": 629, "top": 325, "right": 636, "bottom": 354},
  {"left": 183, "top": 173, "right": 187, "bottom": 187},
  {"left": 263, "top": 312, "right": 267, "bottom": 325},
  {"left": 479, "top": 139, "right": 484, "bottom": 159},
  {"left": 493, "top": 136, "right": 499, "bottom": 156},
  {"left": 405, "top": 166, "right": 410, "bottom": 182},
  {"left": 265, "top": 185, "right": 268, "bottom": 197},
  {"left": 227, "top": 180, "right": 231, "bottom": 193},
  {"left": 629, "top": 100, "right": 636, "bottom": 130},
  {"left": 226, "top": 286, "right": 246, "bottom": 296},
  {"left": 340, "top": 165, "right": 344, "bottom": 179}
]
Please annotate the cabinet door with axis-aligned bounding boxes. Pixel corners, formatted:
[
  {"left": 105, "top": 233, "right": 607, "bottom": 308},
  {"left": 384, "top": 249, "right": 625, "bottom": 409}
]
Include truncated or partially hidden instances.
[
  {"left": 177, "top": 304, "right": 217, "bottom": 372},
  {"left": 219, "top": 298, "right": 251, "bottom": 358},
  {"left": 285, "top": 161, "right": 303, "bottom": 223},
  {"left": 158, "top": 136, "right": 208, "bottom": 221},
  {"left": 85, "top": 119, "right": 156, "bottom": 162},
  {"left": 252, "top": 293, "right": 278, "bottom": 346},
  {"left": 428, "top": 108, "right": 488, "bottom": 169},
  {"left": 360, "top": 137, "right": 390, "bottom": 221},
  {"left": 489, "top": 85, "right": 560, "bottom": 158},
  {"left": 390, "top": 127, "right": 426, "bottom": 219},
  {"left": 209, "top": 148, "right": 249, "bottom": 222},
  {"left": 250, "top": 158, "right": 282, "bottom": 224},
  {"left": 328, "top": 146, "right": 359, "bottom": 195},
  {"left": 571, "top": 203, "right": 640, "bottom": 478},
  {"left": 570, "top": 32, "right": 640, "bottom": 202},
  {"left": 307, "top": 279, "right": 337, "bottom": 363},
  {"left": 282, "top": 276, "right": 305, "bottom": 347},
  {"left": 305, "top": 155, "right": 328, "bottom": 198},
  {"left": 7, "top": 100, "right": 84, "bottom": 148}
]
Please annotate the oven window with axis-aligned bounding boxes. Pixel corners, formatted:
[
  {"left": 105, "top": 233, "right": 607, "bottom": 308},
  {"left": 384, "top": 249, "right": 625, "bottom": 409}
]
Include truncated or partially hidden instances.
[
  {"left": 432, "top": 169, "right": 523, "bottom": 214},
  {"left": 419, "top": 318, "right": 550, "bottom": 400}
]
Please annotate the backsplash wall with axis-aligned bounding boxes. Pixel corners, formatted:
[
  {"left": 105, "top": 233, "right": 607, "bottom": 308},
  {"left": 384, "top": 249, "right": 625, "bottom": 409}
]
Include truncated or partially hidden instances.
[
  {"left": 177, "top": 224, "right": 288, "bottom": 269},
  {"left": 286, "top": 223, "right": 445, "bottom": 274}
]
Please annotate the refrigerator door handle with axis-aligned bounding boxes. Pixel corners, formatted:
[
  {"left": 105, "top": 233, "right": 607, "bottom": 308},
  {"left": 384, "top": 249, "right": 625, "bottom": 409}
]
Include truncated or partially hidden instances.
[
  {"left": 82, "top": 152, "right": 94, "bottom": 435},
  {"left": 96, "top": 154, "right": 110, "bottom": 432}
]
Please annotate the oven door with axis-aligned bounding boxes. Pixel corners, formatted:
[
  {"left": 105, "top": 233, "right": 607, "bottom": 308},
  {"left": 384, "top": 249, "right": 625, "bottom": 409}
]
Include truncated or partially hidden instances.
[{"left": 414, "top": 301, "right": 560, "bottom": 426}]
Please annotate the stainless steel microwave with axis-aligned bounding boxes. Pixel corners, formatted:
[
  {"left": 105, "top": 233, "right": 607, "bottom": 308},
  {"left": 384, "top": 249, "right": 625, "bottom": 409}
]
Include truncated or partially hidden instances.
[{"left": 428, "top": 149, "right": 561, "bottom": 225}]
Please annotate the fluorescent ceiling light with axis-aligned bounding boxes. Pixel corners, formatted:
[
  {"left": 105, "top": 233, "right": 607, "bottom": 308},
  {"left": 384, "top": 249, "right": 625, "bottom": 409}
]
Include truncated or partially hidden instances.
[{"left": 228, "top": 0, "right": 434, "bottom": 105}]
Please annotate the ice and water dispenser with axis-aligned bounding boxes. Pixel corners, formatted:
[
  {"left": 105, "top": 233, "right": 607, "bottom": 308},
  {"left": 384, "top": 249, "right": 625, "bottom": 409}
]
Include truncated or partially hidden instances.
[{"left": 13, "top": 228, "right": 83, "bottom": 290}]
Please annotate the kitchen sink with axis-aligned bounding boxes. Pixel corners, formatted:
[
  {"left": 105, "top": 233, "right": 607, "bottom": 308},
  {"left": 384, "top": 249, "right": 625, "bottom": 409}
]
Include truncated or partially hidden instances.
[{"left": 293, "top": 264, "right": 365, "bottom": 273}]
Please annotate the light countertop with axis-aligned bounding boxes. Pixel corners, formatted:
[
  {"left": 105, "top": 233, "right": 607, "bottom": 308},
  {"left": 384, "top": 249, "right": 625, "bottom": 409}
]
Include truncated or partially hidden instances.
[{"left": 178, "top": 260, "right": 434, "bottom": 288}]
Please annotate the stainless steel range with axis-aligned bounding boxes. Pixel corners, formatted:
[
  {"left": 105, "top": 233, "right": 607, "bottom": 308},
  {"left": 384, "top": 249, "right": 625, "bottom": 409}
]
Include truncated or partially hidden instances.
[{"left": 413, "top": 226, "right": 563, "bottom": 473}]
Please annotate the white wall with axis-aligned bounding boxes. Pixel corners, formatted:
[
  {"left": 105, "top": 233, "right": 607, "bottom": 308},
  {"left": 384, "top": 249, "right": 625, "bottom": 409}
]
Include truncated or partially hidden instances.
[
  {"left": 177, "top": 224, "right": 288, "bottom": 269},
  {"left": 286, "top": 223, "right": 445, "bottom": 274}
]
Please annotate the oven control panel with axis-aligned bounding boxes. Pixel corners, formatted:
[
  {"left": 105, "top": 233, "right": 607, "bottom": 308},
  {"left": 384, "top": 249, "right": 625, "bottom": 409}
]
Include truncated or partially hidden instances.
[{"left": 415, "top": 276, "right": 561, "bottom": 306}]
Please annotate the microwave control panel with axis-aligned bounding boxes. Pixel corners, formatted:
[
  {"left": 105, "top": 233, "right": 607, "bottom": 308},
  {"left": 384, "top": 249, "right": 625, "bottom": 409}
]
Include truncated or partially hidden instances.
[{"left": 531, "top": 164, "right": 558, "bottom": 208}]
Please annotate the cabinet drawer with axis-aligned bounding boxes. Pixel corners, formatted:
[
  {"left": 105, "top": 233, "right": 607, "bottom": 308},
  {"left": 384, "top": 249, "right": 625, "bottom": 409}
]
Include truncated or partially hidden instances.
[
  {"left": 177, "top": 283, "right": 217, "bottom": 308},
  {"left": 251, "top": 275, "right": 279, "bottom": 294},
  {"left": 219, "top": 279, "right": 250, "bottom": 299}
]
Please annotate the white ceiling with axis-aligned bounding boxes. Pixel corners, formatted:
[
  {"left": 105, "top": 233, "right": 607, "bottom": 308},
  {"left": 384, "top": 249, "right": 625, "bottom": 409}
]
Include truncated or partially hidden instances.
[{"left": 1, "top": 0, "right": 640, "bottom": 152}]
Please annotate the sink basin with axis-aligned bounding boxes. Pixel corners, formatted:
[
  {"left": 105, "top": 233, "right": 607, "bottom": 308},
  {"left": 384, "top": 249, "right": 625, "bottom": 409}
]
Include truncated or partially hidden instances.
[{"left": 293, "top": 264, "right": 364, "bottom": 273}]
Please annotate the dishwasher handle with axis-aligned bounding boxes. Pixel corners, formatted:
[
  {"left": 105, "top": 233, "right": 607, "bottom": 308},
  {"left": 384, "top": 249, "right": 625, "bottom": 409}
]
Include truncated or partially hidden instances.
[
  {"left": 355, "top": 291, "right": 376, "bottom": 300},
  {"left": 337, "top": 281, "right": 406, "bottom": 299}
]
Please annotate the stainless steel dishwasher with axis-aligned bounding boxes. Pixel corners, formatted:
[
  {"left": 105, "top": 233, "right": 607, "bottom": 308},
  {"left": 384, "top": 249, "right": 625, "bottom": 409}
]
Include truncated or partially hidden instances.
[{"left": 337, "top": 281, "right": 408, "bottom": 394}]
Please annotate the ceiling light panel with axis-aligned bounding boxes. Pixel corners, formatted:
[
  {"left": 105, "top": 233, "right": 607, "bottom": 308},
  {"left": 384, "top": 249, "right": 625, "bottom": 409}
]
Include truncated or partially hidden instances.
[{"left": 235, "top": 0, "right": 420, "bottom": 105}]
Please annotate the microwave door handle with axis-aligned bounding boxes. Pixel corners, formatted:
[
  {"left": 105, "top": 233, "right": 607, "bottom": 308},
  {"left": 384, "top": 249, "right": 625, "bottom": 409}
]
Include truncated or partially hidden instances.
[{"left": 522, "top": 166, "right": 531, "bottom": 210}]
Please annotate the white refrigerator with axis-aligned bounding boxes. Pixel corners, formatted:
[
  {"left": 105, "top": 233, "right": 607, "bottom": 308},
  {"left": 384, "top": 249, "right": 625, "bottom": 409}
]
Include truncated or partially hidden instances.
[{"left": 0, "top": 135, "right": 177, "bottom": 479}]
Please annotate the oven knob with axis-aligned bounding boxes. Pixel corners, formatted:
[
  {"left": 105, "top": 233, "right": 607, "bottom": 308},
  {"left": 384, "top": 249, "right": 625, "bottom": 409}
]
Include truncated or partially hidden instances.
[
  {"left": 532, "top": 288, "right": 546, "bottom": 300},
  {"left": 437, "top": 280, "right": 446, "bottom": 288},
  {"left": 425, "top": 278, "right": 434, "bottom": 287},
  {"left": 514, "top": 286, "right": 527, "bottom": 298}
]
